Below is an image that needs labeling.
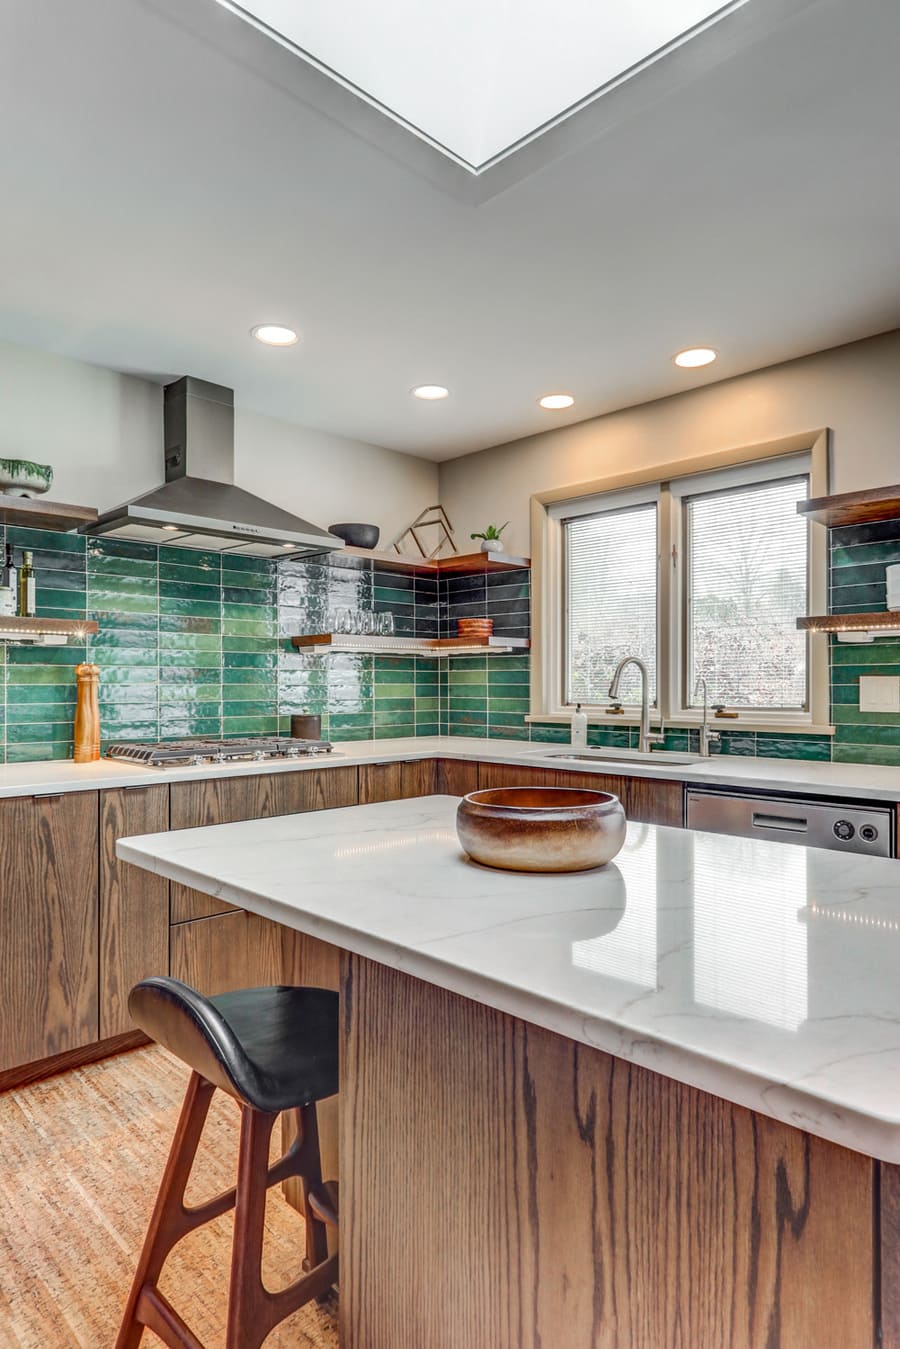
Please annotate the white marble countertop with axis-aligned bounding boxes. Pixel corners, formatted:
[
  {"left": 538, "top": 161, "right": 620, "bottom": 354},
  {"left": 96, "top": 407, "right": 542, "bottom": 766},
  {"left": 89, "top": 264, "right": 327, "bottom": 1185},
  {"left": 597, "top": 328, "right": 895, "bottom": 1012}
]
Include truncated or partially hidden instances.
[
  {"left": 4, "top": 734, "right": 900, "bottom": 803},
  {"left": 119, "top": 795, "right": 900, "bottom": 1162}
]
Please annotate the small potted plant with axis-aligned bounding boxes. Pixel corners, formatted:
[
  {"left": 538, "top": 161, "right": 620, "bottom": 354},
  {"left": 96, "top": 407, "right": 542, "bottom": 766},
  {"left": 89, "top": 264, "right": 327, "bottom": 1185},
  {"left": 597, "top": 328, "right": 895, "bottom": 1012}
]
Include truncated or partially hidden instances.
[{"left": 470, "top": 522, "right": 508, "bottom": 554}]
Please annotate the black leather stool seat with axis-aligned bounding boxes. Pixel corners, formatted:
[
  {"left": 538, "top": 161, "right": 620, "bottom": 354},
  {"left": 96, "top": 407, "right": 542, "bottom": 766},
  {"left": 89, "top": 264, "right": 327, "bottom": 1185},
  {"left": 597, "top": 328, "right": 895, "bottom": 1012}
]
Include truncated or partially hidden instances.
[{"left": 128, "top": 977, "right": 339, "bottom": 1113}]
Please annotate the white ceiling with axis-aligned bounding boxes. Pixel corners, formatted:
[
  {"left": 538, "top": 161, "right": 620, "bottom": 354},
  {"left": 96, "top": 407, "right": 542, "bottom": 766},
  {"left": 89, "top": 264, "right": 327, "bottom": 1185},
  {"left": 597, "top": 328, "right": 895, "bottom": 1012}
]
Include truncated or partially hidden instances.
[
  {"left": 0, "top": 0, "right": 899, "bottom": 461},
  {"left": 218, "top": 0, "right": 739, "bottom": 168}
]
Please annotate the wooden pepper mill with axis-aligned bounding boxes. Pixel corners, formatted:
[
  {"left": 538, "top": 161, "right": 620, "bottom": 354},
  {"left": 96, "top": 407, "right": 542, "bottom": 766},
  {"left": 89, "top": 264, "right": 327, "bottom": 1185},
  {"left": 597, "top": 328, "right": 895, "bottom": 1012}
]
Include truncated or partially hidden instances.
[{"left": 74, "top": 662, "right": 101, "bottom": 763}]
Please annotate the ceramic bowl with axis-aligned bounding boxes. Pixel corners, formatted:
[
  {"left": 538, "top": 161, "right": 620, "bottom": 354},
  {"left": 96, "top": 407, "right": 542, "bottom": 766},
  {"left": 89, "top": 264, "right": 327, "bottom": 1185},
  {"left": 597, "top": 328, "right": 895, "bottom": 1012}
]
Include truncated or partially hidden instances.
[
  {"left": 456, "top": 786, "right": 626, "bottom": 873},
  {"left": 0, "top": 458, "right": 53, "bottom": 497},
  {"left": 328, "top": 522, "right": 380, "bottom": 549}
]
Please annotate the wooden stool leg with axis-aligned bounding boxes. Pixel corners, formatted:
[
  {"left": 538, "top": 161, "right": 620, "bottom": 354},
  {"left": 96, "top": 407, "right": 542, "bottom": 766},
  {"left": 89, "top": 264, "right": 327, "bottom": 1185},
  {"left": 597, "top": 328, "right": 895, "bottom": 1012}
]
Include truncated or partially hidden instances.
[
  {"left": 226, "top": 1103, "right": 339, "bottom": 1348},
  {"left": 295, "top": 1103, "right": 330, "bottom": 1274},
  {"left": 115, "top": 1072, "right": 216, "bottom": 1349},
  {"left": 226, "top": 1106, "right": 278, "bottom": 1349}
]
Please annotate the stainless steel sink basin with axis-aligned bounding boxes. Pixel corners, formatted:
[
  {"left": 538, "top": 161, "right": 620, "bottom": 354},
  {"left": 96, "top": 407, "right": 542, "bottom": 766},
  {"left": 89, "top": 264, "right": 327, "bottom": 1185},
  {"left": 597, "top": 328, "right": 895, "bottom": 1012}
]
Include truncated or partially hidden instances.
[{"left": 541, "top": 747, "right": 704, "bottom": 768}]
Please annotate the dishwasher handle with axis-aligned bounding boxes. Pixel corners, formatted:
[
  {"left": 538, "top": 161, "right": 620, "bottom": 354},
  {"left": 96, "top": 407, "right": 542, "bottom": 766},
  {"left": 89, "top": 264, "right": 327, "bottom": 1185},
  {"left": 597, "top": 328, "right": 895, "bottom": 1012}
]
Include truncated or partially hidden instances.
[{"left": 751, "top": 811, "right": 808, "bottom": 834}]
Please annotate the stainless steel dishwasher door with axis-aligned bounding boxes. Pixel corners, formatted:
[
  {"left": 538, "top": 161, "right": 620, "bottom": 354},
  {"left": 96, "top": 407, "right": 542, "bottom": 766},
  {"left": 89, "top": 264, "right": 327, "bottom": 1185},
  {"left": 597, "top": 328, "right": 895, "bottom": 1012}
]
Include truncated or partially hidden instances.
[{"left": 684, "top": 788, "right": 893, "bottom": 856}]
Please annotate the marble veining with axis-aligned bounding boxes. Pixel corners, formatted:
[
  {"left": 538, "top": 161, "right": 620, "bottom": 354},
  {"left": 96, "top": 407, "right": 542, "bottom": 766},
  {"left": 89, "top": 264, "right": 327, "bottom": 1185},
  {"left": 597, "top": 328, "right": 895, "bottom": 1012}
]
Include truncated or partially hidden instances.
[{"left": 119, "top": 795, "right": 900, "bottom": 1162}]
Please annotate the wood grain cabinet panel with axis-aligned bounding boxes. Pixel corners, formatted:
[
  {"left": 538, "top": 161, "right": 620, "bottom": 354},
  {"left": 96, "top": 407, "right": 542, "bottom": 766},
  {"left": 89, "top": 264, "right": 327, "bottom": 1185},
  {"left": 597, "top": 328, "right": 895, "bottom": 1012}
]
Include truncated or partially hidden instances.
[
  {"left": 435, "top": 758, "right": 478, "bottom": 797},
  {"left": 340, "top": 955, "right": 875, "bottom": 1349},
  {"left": 99, "top": 785, "right": 170, "bottom": 1039},
  {"left": 0, "top": 791, "right": 99, "bottom": 1072},
  {"left": 170, "top": 911, "right": 283, "bottom": 997},
  {"left": 476, "top": 761, "right": 683, "bottom": 827},
  {"left": 170, "top": 766, "right": 359, "bottom": 922},
  {"left": 358, "top": 762, "right": 403, "bottom": 804}
]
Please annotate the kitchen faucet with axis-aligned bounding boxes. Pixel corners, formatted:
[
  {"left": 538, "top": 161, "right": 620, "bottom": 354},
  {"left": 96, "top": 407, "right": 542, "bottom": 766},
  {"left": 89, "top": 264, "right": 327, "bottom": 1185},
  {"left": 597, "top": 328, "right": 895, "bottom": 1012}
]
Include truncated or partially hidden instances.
[
  {"left": 608, "top": 656, "right": 664, "bottom": 755},
  {"left": 695, "top": 678, "right": 721, "bottom": 757}
]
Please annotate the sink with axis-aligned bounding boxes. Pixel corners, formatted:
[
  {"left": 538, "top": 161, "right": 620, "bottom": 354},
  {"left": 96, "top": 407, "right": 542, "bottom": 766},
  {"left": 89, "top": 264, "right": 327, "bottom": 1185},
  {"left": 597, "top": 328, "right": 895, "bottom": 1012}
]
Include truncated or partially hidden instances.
[{"left": 541, "top": 747, "right": 705, "bottom": 768}]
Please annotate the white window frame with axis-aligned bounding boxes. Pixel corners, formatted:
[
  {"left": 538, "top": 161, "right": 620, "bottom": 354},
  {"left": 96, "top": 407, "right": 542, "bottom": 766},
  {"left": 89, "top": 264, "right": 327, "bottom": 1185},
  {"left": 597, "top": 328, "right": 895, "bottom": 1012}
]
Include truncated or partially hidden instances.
[{"left": 529, "top": 430, "right": 831, "bottom": 735}]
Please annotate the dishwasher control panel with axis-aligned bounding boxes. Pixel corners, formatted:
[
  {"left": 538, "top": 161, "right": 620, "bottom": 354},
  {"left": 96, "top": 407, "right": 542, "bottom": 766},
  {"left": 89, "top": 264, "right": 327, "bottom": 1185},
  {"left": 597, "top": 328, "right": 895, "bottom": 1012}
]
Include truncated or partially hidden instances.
[{"left": 684, "top": 788, "right": 893, "bottom": 856}]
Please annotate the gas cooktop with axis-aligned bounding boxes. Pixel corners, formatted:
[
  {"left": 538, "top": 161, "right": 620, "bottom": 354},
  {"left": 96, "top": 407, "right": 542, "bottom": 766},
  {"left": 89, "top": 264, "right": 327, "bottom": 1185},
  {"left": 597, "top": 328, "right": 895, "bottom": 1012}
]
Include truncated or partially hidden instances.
[{"left": 106, "top": 736, "right": 334, "bottom": 768}]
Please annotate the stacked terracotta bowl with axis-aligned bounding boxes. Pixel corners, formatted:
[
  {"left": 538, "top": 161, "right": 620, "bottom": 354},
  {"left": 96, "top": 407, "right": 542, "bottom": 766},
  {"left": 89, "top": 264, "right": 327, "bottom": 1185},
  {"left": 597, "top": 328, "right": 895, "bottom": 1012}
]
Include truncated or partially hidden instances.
[{"left": 457, "top": 617, "right": 494, "bottom": 639}]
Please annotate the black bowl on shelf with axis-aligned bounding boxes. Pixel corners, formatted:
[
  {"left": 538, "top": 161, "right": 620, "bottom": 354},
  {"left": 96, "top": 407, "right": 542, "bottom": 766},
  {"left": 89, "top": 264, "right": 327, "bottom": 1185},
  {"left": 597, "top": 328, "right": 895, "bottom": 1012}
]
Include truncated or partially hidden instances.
[{"left": 328, "top": 522, "right": 380, "bottom": 549}]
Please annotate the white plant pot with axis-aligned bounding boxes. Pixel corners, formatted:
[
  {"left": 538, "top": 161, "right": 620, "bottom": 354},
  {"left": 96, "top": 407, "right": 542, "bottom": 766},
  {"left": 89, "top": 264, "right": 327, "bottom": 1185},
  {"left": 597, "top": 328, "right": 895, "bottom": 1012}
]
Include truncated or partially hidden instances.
[{"left": 481, "top": 538, "right": 504, "bottom": 553}]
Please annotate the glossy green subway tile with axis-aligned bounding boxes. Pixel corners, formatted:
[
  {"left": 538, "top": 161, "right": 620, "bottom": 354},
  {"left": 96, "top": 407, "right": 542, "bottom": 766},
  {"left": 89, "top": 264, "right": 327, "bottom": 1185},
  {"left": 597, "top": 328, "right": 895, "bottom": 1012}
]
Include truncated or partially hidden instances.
[
  {"left": 329, "top": 712, "right": 376, "bottom": 731},
  {"left": 88, "top": 553, "right": 158, "bottom": 579},
  {"left": 488, "top": 721, "right": 530, "bottom": 741},
  {"left": 526, "top": 723, "right": 570, "bottom": 743},
  {"left": 225, "top": 651, "right": 278, "bottom": 670},
  {"left": 222, "top": 677, "right": 275, "bottom": 697},
  {"left": 832, "top": 743, "right": 900, "bottom": 766},
  {"left": 7, "top": 527, "right": 85, "bottom": 554},
  {"left": 755, "top": 735, "right": 831, "bottom": 760},
  {"left": 158, "top": 650, "right": 220, "bottom": 669},
  {"left": 374, "top": 724, "right": 416, "bottom": 740},
  {"left": 223, "top": 555, "right": 273, "bottom": 576},
  {"left": 159, "top": 597, "right": 222, "bottom": 620},
  {"left": 833, "top": 722, "right": 900, "bottom": 745},
  {"left": 159, "top": 579, "right": 220, "bottom": 604},
  {"left": 223, "top": 715, "right": 279, "bottom": 735},
  {"left": 6, "top": 741, "right": 74, "bottom": 763},
  {"left": 158, "top": 631, "right": 220, "bottom": 651}
]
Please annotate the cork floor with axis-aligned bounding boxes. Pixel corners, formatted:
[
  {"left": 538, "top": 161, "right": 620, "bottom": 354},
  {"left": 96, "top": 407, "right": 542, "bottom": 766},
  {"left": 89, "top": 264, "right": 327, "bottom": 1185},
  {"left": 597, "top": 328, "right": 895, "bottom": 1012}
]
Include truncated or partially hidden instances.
[{"left": 0, "top": 1046, "right": 339, "bottom": 1348}]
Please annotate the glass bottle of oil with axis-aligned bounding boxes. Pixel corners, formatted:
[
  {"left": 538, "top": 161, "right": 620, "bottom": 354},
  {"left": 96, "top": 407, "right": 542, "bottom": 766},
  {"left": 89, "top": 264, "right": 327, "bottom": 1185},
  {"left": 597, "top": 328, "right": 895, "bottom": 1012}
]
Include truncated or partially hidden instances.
[{"left": 18, "top": 549, "right": 36, "bottom": 617}]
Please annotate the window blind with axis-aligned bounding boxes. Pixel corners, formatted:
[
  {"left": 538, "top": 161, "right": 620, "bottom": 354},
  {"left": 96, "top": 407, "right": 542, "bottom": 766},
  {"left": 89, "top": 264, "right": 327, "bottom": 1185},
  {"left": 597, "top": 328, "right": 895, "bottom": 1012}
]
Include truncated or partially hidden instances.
[
  {"left": 684, "top": 475, "right": 808, "bottom": 710},
  {"left": 565, "top": 501, "right": 658, "bottom": 705}
]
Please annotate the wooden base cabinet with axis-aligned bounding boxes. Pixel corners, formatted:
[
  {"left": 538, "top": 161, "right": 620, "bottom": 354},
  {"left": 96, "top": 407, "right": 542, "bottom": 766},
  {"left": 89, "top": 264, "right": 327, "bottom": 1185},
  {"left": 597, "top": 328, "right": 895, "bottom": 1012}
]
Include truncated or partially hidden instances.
[
  {"left": 476, "top": 761, "right": 683, "bottom": 827},
  {"left": 169, "top": 766, "right": 358, "bottom": 922},
  {"left": 100, "top": 785, "right": 169, "bottom": 1038},
  {"left": 0, "top": 791, "right": 99, "bottom": 1073}
]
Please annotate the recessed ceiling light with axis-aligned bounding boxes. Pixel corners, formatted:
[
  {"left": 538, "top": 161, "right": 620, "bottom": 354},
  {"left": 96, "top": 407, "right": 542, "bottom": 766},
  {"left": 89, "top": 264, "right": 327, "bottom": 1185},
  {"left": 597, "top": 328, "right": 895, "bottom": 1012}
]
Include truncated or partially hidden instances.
[
  {"left": 538, "top": 393, "right": 575, "bottom": 410},
  {"left": 162, "top": 524, "right": 179, "bottom": 532},
  {"left": 674, "top": 347, "right": 717, "bottom": 368},
  {"left": 412, "top": 384, "right": 450, "bottom": 400},
  {"left": 251, "top": 324, "right": 300, "bottom": 346}
]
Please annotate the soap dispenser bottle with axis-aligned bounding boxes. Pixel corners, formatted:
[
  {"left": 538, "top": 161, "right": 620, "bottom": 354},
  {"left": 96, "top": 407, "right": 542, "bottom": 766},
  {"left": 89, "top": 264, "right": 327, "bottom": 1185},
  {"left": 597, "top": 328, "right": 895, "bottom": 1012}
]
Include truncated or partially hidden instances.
[{"left": 571, "top": 702, "right": 588, "bottom": 748}]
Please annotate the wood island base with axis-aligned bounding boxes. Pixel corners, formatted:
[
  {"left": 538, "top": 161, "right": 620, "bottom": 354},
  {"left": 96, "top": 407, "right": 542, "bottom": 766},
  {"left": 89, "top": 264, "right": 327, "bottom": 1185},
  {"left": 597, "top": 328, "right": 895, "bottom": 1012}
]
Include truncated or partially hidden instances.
[{"left": 337, "top": 953, "right": 898, "bottom": 1349}]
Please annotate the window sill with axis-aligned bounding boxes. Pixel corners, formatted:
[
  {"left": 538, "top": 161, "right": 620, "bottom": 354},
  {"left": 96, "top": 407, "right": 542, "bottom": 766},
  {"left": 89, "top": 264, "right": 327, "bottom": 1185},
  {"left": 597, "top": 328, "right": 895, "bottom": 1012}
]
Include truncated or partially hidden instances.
[{"left": 526, "top": 712, "right": 836, "bottom": 736}]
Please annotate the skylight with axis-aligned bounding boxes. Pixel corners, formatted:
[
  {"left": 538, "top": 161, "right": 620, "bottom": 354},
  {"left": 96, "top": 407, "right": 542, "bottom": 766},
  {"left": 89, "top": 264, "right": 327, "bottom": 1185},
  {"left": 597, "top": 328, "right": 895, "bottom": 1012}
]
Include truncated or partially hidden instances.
[{"left": 217, "top": 1, "right": 747, "bottom": 170}]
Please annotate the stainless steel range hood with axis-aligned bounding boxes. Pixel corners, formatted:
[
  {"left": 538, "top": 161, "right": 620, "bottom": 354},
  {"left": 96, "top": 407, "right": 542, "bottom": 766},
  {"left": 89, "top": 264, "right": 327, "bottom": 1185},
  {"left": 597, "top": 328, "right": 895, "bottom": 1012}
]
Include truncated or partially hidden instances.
[{"left": 80, "top": 376, "right": 341, "bottom": 558}]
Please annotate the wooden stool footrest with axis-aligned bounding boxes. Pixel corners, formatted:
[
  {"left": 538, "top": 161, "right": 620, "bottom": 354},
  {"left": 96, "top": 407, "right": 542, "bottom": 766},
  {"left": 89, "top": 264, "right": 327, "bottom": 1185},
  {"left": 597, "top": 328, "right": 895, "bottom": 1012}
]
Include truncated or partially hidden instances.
[
  {"left": 308, "top": 1180, "right": 339, "bottom": 1228},
  {"left": 136, "top": 1286, "right": 206, "bottom": 1349}
]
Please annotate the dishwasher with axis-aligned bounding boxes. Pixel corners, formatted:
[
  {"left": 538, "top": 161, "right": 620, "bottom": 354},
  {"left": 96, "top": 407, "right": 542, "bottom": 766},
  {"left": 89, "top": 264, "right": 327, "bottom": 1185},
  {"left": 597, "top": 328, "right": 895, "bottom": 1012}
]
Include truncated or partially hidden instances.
[{"left": 684, "top": 787, "right": 893, "bottom": 856}]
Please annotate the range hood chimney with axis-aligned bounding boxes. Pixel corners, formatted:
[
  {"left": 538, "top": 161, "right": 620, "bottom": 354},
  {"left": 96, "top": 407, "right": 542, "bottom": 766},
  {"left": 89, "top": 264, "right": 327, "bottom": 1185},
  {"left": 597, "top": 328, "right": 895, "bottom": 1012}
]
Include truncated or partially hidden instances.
[{"left": 80, "top": 376, "right": 341, "bottom": 559}]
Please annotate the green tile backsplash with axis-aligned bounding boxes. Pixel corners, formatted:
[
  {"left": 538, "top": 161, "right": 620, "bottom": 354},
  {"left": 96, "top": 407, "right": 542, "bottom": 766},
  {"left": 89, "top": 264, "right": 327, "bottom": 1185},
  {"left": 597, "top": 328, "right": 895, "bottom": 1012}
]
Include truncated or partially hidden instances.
[{"left": 4, "top": 520, "right": 900, "bottom": 767}]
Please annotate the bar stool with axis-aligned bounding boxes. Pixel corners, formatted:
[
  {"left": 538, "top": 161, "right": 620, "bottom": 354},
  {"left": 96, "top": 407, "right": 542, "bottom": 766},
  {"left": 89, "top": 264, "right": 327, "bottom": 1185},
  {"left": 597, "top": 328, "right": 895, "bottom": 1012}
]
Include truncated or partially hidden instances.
[{"left": 116, "top": 976, "right": 340, "bottom": 1349}]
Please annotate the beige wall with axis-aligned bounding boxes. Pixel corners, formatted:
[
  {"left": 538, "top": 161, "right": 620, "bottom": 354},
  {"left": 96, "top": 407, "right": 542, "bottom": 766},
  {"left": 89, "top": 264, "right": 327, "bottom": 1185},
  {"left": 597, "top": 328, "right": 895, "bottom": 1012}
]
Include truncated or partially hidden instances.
[
  {"left": 438, "top": 330, "right": 900, "bottom": 556},
  {"left": 0, "top": 340, "right": 437, "bottom": 541}
]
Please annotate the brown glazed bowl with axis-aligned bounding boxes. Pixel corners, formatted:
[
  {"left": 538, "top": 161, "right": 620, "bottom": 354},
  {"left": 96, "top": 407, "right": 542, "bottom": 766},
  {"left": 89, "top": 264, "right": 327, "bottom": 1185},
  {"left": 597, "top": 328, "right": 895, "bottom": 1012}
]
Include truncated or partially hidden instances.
[{"left": 456, "top": 786, "right": 627, "bottom": 873}]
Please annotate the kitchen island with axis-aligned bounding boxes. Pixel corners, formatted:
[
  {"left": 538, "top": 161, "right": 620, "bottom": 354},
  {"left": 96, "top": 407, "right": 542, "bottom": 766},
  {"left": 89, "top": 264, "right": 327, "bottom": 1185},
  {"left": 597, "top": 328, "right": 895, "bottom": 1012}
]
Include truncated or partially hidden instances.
[{"left": 119, "top": 795, "right": 900, "bottom": 1348}]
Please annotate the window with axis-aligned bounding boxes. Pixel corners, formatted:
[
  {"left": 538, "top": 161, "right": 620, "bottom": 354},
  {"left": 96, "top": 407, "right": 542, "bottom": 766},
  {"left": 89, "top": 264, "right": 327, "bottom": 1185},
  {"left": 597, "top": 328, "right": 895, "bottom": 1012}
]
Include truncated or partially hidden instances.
[
  {"left": 565, "top": 499, "right": 658, "bottom": 706},
  {"left": 682, "top": 475, "right": 809, "bottom": 710},
  {"left": 541, "top": 445, "right": 826, "bottom": 729}
]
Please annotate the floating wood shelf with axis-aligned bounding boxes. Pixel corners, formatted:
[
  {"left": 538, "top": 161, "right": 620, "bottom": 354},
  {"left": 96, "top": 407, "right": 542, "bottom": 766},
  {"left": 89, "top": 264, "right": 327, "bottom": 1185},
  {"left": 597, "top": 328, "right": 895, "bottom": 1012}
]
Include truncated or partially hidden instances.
[
  {"left": 338, "top": 547, "right": 530, "bottom": 575},
  {"left": 291, "top": 633, "right": 530, "bottom": 657},
  {"left": 0, "top": 495, "right": 98, "bottom": 532},
  {"left": 798, "top": 485, "right": 900, "bottom": 529},
  {"left": 0, "top": 616, "right": 99, "bottom": 643},
  {"left": 797, "top": 612, "right": 900, "bottom": 635}
]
